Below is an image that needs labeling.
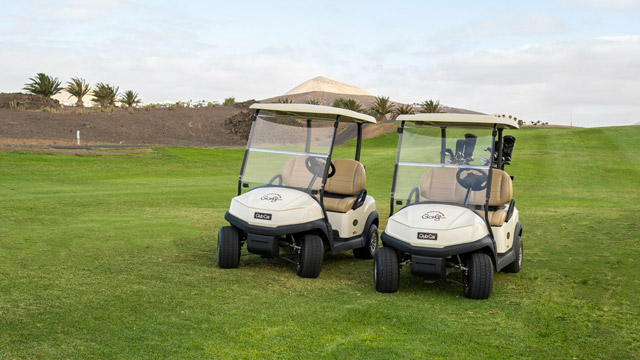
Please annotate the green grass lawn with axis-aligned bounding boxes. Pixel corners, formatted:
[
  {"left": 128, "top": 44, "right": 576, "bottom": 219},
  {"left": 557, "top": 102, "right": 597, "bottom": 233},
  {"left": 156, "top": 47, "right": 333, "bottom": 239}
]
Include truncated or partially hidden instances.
[{"left": 1, "top": 126, "right": 639, "bottom": 359}]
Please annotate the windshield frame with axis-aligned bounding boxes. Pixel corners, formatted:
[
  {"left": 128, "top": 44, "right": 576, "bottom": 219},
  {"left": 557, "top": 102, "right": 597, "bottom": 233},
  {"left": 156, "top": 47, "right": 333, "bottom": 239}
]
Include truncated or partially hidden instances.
[{"left": 390, "top": 121, "right": 498, "bottom": 218}]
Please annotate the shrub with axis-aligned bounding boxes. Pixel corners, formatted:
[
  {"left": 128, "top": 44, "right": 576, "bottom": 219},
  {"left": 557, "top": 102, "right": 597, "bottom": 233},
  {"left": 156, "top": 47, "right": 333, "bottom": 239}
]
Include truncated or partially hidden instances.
[
  {"left": 223, "top": 97, "right": 235, "bottom": 106},
  {"left": 332, "top": 98, "right": 363, "bottom": 113},
  {"left": 41, "top": 106, "right": 63, "bottom": 113},
  {"left": 306, "top": 98, "right": 320, "bottom": 105}
]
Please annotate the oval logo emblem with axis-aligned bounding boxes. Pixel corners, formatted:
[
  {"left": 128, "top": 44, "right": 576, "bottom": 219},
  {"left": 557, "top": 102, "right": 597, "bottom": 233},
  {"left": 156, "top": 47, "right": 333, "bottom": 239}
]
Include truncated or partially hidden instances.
[
  {"left": 422, "top": 211, "right": 446, "bottom": 221},
  {"left": 260, "top": 193, "right": 282, "bottom": 202}
]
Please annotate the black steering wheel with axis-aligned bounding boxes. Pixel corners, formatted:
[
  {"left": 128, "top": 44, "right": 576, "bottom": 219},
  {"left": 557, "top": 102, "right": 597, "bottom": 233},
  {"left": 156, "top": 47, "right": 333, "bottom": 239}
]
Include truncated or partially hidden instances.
[
  {"left": 305, "top": 157, "right": 336, "bottom": 178},
  {"left": 455, "top": 168, "right": 488, "bottom": 191}
]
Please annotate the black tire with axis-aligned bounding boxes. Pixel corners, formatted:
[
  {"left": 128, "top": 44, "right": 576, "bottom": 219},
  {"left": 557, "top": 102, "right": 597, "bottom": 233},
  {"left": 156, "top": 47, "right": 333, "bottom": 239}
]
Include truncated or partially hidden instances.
[
  {"left": 353, "top": 224, "right": 378, "bottom": 259},
  {"left": 374, "top": 247, "right": 399, "bottom": 293},
  {"left": 503, "top": 234, "right": 523, "bottom": 273},
  {"left": 217, "top": 226, "right": 241, "bottom": 269},
  {"left": 463, "top": 252, "right": 494, "bottom": 299},
  {"left": 296, "top": 234, "right": 324, "bottom": 278}
]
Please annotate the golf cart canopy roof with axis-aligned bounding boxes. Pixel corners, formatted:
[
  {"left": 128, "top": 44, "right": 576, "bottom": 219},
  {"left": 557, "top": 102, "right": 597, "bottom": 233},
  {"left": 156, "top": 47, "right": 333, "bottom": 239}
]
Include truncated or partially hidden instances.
[
  {"left": 396, "top": 113, "right": 518, "bottom": 129},
  {"left": 250, "top": 103, "right": 377, "bottom": 124}
]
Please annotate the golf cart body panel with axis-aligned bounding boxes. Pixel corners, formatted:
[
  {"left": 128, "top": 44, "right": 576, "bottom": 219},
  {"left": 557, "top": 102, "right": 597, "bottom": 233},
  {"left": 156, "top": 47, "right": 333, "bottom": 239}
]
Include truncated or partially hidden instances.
[
  {"left": 492, "top": 207, "right": 519, "bottom": 254},
  {"left": 384, "top": 203, "right": 489, "bottom": 248},
  {"left": 327, "top": 195, "right": 376, "bottom": 238},
  {"left": 229, "top": 187, "right": 324, "bottom": 228},
  {"left": 219, "top": 103, "right": 379, "bottom": 277}
]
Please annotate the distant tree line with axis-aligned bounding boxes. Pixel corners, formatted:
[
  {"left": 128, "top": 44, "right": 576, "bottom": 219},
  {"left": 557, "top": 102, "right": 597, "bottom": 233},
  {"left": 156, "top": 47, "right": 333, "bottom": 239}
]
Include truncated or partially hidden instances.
[{"left": 22, "top": 73, "right": 141, "bottom": 108}]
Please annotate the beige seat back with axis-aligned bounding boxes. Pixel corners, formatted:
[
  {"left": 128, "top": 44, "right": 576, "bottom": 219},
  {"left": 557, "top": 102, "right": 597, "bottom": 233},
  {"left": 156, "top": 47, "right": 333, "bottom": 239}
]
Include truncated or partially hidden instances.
[
  {"left": 325, "top": 159, "right": 366, "bottom": 195},
  {"left": 282, "top": 155, "right": 322, "bottom": 189},
  {"left": 419, "top": 167, "right": 462, "bottom": 203},
  {"left": 469, "top": 169, "right": 513, "bottom": 206},
  {"left": 420, "top": 167, "right": 513, "bottom": 206}
]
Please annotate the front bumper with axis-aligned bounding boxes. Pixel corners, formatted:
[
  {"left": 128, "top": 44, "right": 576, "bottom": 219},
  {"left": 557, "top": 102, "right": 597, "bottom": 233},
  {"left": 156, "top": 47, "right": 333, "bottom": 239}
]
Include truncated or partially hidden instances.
[
  {"left": 381, "top": 231, "right": 495, "bottom": 258},
  {"left": 225, "top": 211, "right": 328, "bottom": 238}
]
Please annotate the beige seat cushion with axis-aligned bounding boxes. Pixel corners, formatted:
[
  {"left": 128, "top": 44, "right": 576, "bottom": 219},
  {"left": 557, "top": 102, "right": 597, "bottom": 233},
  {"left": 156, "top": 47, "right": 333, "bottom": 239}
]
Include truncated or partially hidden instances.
[
  {"left": 282, "top": 155, "right": 322, "bottom": 189},
  {"left": 323, "top": 196, "right": 357, "bottom": 213},
  {"left": 325, "top": 159, "right": 366, "bottom": 195},
  {"left": 489, "top": 208, "right": 508, "bottom": 226},
  {"left": 477, "top": 208, "right": 509, "bottom": 226}
]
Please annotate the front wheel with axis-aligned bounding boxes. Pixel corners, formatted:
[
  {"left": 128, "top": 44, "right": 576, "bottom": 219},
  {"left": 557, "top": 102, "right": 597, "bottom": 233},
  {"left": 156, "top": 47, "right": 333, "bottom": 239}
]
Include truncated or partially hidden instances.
[
  {"left": 374, "top": 247, "right": 399, "bottom": 293},
  {"left": 463, "top": 252, "right": 494, "bottom": 299},
  {"left": 353, "top": 224, "right": 378, "bottom": 259},
  {"left": 217, "top": 226, "right": 241, "bottom": 269},
  {"left": 296, "top": 234, "right": 324, "bottom": 278}
]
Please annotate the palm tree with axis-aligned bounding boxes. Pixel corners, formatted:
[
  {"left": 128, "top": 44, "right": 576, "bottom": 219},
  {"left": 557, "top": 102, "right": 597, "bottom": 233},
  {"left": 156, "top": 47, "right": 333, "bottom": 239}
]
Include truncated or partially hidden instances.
[
  {"left": 276, "top": 97, "right": 293, "bottom": 103},
  {"left": 332, "top": 98, "right": 363, "bottom": 113},
  {"left": 306, "top": 98, "right": 320, "bottom": 105},
  {"left": 420, "top": 99, "right": 442, "bottom": 113},
  {"left": 369, "top": 96, "right": 395, "bottom": 122},
  {"left": 92, "top": 82, "right": 119, "bottom": 107},
  {"left": 23, "top": 73, "right": 63, "bottom": 98},
  {"left": 332, "top": 98, "right": 346, "bottom": 108},
  {"left": 121, "top": 90, "right": 141, "bottom": 108},
  {"left": 394, "top": 103, "right": 415, "bottom": 116},
  {"left": 65, "top": 78, "right": 90, "bottom": 107}
]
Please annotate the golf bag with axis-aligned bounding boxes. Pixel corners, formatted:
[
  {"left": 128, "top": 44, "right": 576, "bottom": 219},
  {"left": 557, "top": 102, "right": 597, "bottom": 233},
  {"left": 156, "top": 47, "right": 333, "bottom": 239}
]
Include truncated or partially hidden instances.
[{"left": 453, "top": 133, "right": 478, "bottom": 164}]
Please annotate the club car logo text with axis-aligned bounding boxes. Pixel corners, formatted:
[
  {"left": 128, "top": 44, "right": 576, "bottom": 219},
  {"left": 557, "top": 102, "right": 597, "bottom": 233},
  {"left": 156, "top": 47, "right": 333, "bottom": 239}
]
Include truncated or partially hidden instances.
[
  {"left": 417, "top": 232, "right": 438, "bottom": 241},
  {"left": 422, "top": 211, "right": 446, "bottom": 221},
  {"left": 260, "top": 193, "right": 282, "bottom": 203},
  {"left": 254, "top": 212, "right": 272, "bottom": 221}
]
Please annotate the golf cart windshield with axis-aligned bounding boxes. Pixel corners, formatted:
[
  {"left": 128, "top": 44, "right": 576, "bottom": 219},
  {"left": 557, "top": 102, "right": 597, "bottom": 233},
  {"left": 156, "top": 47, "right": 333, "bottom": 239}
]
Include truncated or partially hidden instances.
[
  {"left": 392, "top": 125, "right": 494, "bottom": 211},
  {"left": 240, "top": 114, "right": 335, "bottom": 192}
]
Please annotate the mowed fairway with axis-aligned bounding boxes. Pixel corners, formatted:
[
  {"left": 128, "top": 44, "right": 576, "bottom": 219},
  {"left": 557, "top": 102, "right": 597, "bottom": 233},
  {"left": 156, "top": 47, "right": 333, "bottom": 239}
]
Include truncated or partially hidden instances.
[{"left": 1, "top": 126, "right": 639, "bottom": 359}]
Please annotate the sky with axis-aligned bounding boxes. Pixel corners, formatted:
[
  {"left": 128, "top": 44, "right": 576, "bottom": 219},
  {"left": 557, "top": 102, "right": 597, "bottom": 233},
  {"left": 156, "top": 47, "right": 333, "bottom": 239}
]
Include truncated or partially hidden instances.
[{"left": 1, "top": 0, "right": 639, "bottom": 127}]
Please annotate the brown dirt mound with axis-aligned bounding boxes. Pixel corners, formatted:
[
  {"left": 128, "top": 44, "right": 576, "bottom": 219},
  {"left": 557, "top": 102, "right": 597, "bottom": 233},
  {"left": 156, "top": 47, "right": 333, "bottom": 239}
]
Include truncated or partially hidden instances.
[
  {"left": 0, "top": 93, "right": 60, "bottom": 110},
  {"left": 0, "top": 105, "right": 250, "bottom": 146}
]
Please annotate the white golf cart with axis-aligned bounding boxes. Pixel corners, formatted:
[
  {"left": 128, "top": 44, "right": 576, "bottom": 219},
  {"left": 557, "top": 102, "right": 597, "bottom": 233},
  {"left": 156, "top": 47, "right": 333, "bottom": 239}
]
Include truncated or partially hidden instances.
[
  {"left": 374, "top": 113, "right": 522, "bottom": 299},
  {"left": 218, "top": 103, "right": 379, "bottom": 278}
]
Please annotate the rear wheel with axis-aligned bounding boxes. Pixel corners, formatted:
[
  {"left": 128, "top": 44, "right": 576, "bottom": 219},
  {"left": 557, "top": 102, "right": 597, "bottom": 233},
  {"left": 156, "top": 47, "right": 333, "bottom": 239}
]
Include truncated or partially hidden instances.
[
  {"left": 296, "top": 234, "right": 324, "bottom": 278},
  {"left": 374, "top": 247, "right": 399, "bottom": 293},
  {"left": 463, "top": 252, "right": 493, "bottom": 299},
  {"left": 217, "top": 226, "right": 241, "bottom": 269},
  {"left": 503, "top": 235, "right": 523, "bottom": 273},
  {"left": 354, "top": 224, "right": 378, "bottom": 259}
]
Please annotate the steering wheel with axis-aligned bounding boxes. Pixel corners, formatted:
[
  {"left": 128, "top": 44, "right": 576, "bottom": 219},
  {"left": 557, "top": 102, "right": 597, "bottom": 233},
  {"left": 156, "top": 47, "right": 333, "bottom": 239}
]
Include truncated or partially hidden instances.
[
  {"left": 305, "top": 157, "right": 336, "bottom": 178},
  {"left": 455, "top": 168, "right": 488, "bottom": 191}
]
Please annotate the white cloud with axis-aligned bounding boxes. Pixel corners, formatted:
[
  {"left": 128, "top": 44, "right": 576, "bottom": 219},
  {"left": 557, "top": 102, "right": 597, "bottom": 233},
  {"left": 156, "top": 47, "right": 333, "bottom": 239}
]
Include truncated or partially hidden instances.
[
  {"left": 561, "top": 0, "right": 640, "bottom": 10},
  {"left": 377, "top": 36, "right": 640, "bottom": 127},
  {"left": 432, "top": 13, "right": 568, "bottom": 40}
]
